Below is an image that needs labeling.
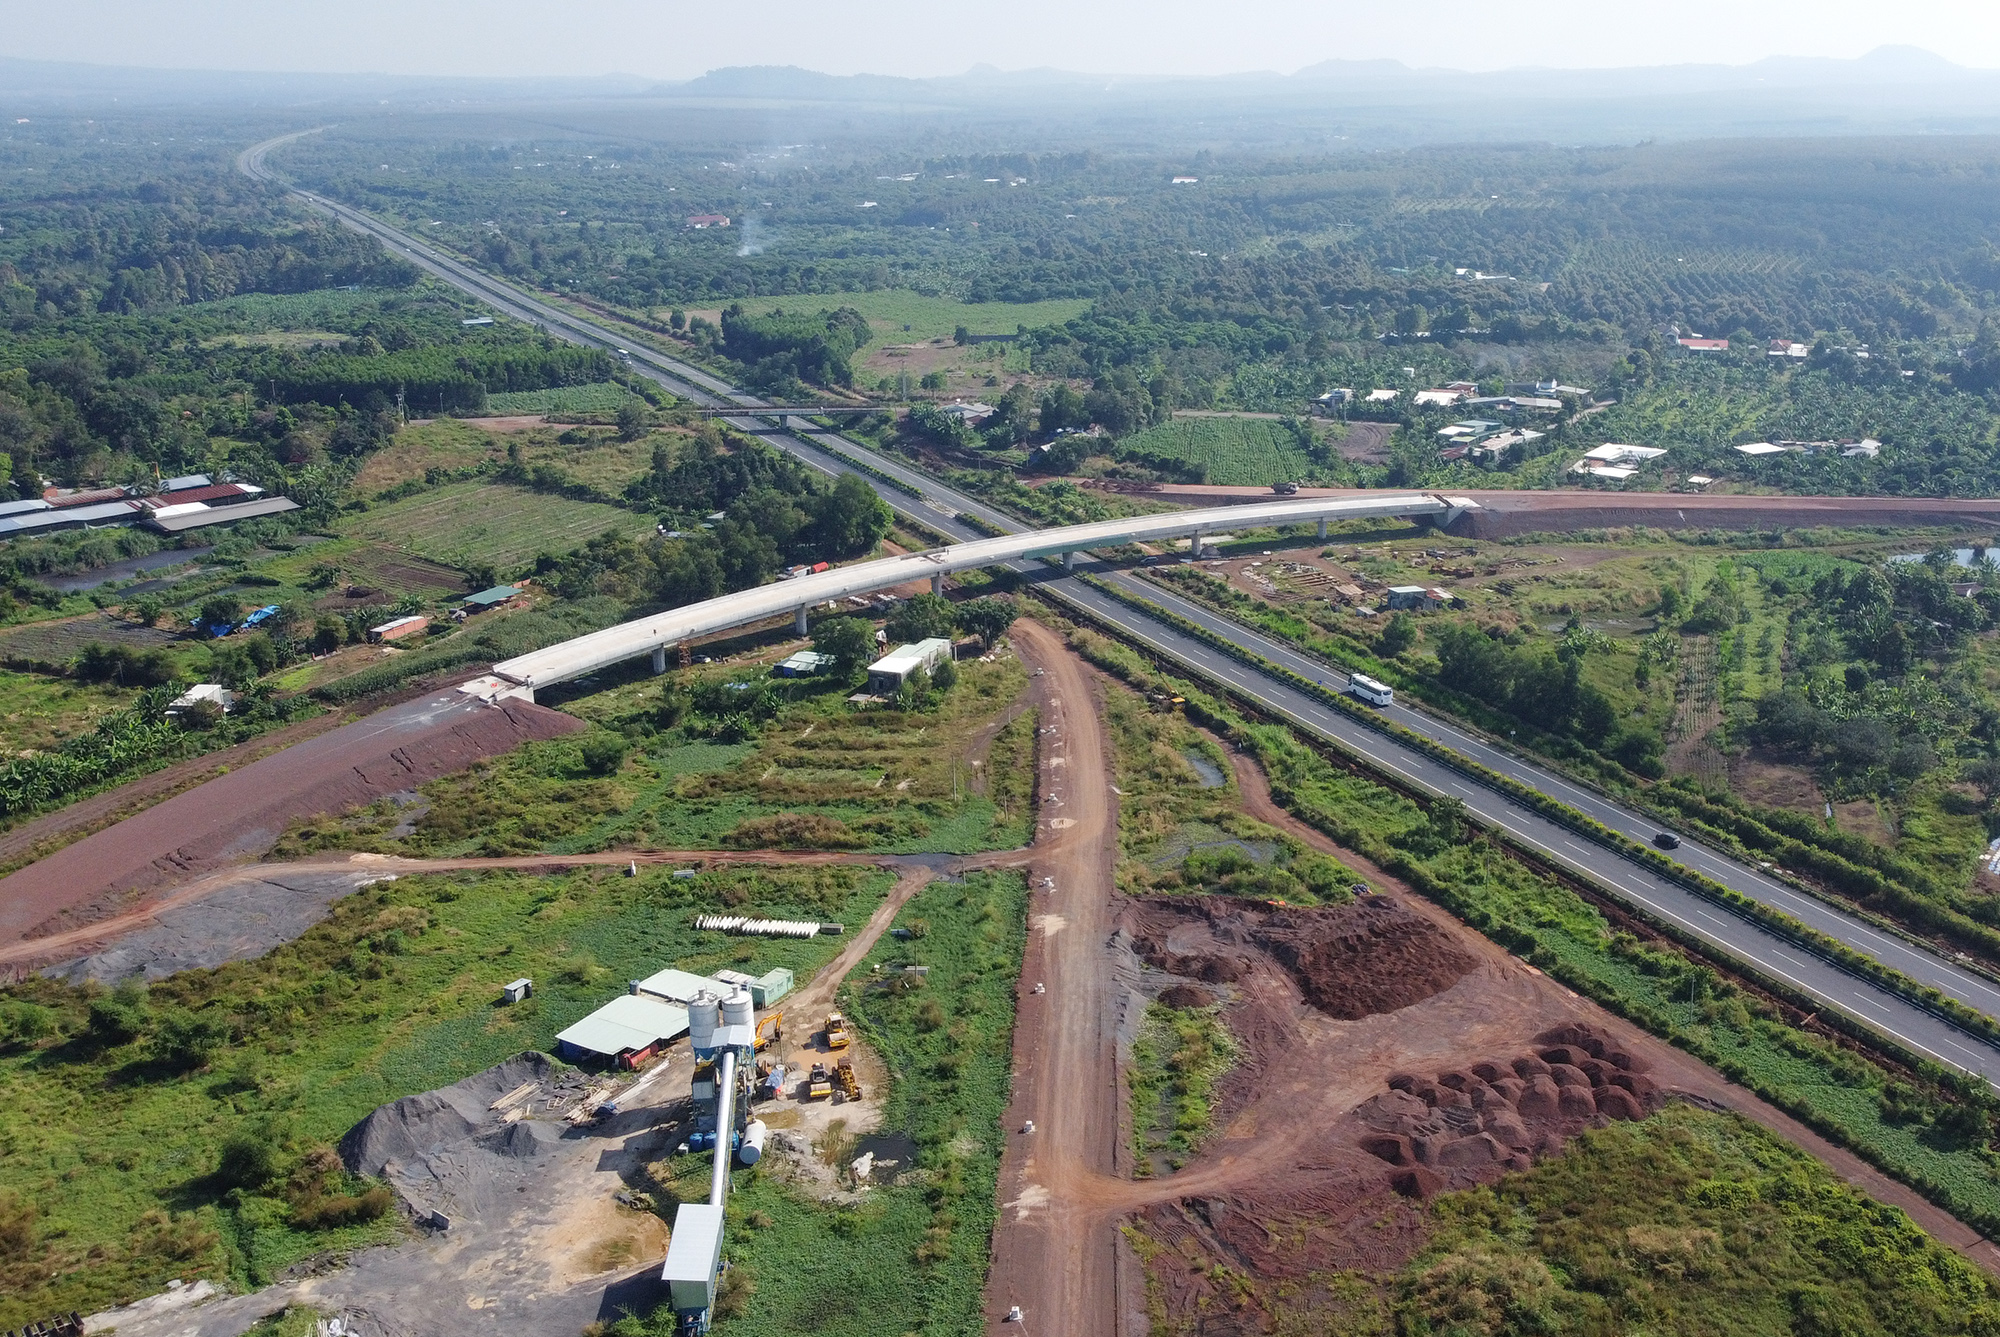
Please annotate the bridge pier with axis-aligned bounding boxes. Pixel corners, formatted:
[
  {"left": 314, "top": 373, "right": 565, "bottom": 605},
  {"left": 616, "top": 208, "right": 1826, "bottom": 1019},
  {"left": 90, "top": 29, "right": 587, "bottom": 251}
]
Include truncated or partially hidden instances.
[
  {"left": 931, "top": 574, "right": 944, "bottom": 596},
  {"left": 795, "top": 607, "right": 809, "bottom": 636},
  {"left": 1064, "top": 550, "right": 1080, "bottom": 571},
  {"left": 1191, "top": 533, "right": 1208, "bottom": 559},
  {"left": 1317, "top": 518, "right": 1328, "bottom": 539},
  {"left": 650, "top": 645, "right": 667, "bottom": 675}
]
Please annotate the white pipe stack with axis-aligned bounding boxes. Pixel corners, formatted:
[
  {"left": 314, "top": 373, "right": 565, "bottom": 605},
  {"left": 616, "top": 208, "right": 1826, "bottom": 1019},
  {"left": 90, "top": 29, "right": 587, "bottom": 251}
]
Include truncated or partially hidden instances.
[{"left": 694, "top": 914, "right": 825, "bottom": 938}]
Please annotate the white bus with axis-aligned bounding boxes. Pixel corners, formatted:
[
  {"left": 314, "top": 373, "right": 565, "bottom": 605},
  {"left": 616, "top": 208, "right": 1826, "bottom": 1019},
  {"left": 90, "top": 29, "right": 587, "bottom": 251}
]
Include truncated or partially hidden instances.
[{"left": 1349, "top": 674, "right": 1394, "bottom": 707}]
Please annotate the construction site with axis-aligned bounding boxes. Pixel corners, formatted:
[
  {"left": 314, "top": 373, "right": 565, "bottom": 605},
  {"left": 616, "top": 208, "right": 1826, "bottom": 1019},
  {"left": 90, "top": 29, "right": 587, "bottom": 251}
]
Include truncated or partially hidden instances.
[{"left": 9, "top": 610, "right": 2000, "bottom": 1337}]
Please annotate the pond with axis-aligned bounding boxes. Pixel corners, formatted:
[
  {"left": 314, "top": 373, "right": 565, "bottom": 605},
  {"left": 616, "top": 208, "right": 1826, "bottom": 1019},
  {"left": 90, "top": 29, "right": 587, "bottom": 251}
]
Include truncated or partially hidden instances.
[
  {"left": 39, "top": 545, "right": 215, "bottom": 593},
  {"left": 1181, "top": 749, "right": 1226, "bottom": 788}
]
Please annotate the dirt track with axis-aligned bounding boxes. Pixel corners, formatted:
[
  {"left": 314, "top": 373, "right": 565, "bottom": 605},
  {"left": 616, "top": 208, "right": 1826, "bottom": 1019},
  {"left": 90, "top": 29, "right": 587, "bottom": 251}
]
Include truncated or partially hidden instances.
[
  {"left": 1079, "top": 480, "right": 2000, "bottom": 538},
  {"left": 0, "top": 692, "right": 584, "bottom": 947},
  {"left": 985, "top": 620, "right": 1128, "bottom": 1336}
]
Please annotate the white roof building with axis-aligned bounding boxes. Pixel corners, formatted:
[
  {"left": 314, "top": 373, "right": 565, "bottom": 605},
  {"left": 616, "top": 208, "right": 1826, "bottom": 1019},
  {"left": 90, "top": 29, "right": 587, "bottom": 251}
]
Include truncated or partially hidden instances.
[
  {"left": 554, "top": 994, "right": 689, "bottom": 1061},
  {"left": 1735, "top": 442, "right": 1787, "bottom": 456},
  {"left": 1580, "top": 443, "right": 1667, "bottom": 464},
  {"left": 1365, "top": 388, "right": 1401, "bottom": 403}
]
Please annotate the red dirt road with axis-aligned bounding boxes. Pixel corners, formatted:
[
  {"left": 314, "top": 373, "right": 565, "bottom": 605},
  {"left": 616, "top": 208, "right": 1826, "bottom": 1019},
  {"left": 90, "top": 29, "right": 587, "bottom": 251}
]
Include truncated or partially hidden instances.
[
  {"left": 1077, "top": 480, "right": 2000, "bottom": 538},
  {"left": 986, "top": 620, "right": 1125, "bottom": 1336},
  {"left": 0, "top": 692, "right": 584, "bottom": 946}
]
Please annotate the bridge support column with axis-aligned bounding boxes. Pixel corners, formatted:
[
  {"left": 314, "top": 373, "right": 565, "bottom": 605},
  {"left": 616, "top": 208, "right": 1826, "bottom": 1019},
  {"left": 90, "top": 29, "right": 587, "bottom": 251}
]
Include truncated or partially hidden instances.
[
  {"left": 650, "top": 645, "right": 667, "bottom": 675},
  {"left": 931, "top": 574, "right": 945, "bottom": 596},
  {"left": 1317, "top": 518, "right": 1328, "bottom": 539},
  {"left": 1192, "top": 533, "right": 1208, "bottom": 559},
  {"left": 795, "top": 606, "right": 809, "bottom": 636},
  {"left": 1064, "top": 550, "right": 1080, "bottom": 571}
]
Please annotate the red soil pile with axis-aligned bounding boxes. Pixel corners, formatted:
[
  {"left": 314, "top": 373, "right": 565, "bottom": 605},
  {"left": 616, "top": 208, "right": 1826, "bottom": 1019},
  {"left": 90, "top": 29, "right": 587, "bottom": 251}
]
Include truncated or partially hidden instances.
[
  {"left": 0, "top": 692, "right": 584, "bottom": 943},
  {"left": 1126, "top": 894, "right": 1475, "bottom": 1021},
  {"left": 1135, "top": 1020, "right": 1666, "bottom": 1328}
]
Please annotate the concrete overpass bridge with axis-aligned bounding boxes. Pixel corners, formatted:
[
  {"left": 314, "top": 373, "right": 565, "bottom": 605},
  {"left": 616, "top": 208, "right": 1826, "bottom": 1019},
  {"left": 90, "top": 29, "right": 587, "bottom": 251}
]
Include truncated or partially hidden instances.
[{"left": 476, "top": 492, "right": 1473, "bottom": 698}]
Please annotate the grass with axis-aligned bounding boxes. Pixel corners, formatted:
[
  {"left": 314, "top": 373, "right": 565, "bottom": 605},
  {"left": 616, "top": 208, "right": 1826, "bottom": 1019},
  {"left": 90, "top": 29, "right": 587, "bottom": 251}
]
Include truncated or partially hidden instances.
[
  {"left": 1128, "top": 999, "right": 1235, "bottom": 1176},
  {"left": 717, "top": 289, "right": 1089, "bottom": 343},
  {"left": 483, "top": 382, "right": 637, "bottom": 414},
  {"left": 0, "top": 665, "right": 148, "bottom": 755},
  {"left": 625, "top": 868, "right": 1027, "bottom": 1337},
  {"left": 1215, "top": 1103, "right": 2000, "bottom": 1336},
  {"left": 339, "top": 481, "right": 655, "bottom": 573},
  {"left": 279, "top": 654, "right": 1034, "bottom": 859},
  {"left": 1101, "top": 672, "right": 1354, "bottom": 904},
  {"left": 1112, "top": 417, "right": 1331, "bottom": 486},
  {"left": 352, "top": 418, "right": 680, "bottom": 499},
  {"left": 0, "top": 862, "right": 893, "bottom": 1327}
]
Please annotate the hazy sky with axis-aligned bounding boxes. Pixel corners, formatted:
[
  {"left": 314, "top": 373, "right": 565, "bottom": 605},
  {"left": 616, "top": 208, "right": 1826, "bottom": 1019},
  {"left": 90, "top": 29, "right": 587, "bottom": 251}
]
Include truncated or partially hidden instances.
[{"left": 7, "top": 0, "right": 2000, "bottom": 79}]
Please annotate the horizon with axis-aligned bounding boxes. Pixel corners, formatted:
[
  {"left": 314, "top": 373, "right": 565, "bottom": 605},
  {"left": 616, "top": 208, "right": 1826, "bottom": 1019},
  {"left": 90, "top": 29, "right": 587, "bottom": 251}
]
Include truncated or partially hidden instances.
[{"left": 6, "top": 0, "right": 2000, "bottom": 85}]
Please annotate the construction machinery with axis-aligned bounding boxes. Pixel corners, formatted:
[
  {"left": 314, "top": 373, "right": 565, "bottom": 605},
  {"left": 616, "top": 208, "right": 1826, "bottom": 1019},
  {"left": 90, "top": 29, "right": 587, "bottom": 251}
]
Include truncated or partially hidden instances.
[
  {"left": 835, "top": 1057, "right": 861, "bottom": 1101},
  {"left": 824, "top": 1010, "right": 850, "bottom": 1050},
  {"left": 754, "top": 1010, "right": 784, "bottom": 1052},
  {"left": 807, "top": 1063, "right": 834, "bottom": 1100}
]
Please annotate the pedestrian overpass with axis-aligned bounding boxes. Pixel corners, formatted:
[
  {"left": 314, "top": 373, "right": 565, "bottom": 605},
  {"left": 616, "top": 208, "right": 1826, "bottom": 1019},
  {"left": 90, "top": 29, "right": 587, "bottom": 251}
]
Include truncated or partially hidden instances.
[{"left": 472, "top": 492, "right": 1475, "bottom": 698}]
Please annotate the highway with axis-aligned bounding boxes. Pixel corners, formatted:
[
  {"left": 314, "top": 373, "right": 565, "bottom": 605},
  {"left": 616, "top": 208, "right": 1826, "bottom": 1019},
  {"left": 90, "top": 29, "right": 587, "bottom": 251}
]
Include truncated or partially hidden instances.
[{"left": 239, "top": 133, "right": 2000, "bottom": 1081}]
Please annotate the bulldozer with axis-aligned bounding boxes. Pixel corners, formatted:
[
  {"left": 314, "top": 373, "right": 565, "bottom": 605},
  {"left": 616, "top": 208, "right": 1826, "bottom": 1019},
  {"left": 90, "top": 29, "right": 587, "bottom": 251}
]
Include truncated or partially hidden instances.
[
  {"left": 834, "top": 1057, "right": 862, "bottom": 1101},
  {"left": 824, "top": 1011, "right": 850, "bottom": 1050},
  {"left": 806, "top": 1063, "right": 834, "bottom": 1100}
]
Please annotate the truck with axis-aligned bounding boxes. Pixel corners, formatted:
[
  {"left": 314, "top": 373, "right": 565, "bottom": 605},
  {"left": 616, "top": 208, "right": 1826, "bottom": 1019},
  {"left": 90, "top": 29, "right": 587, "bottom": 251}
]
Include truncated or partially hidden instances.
[
  {"left": 1349, "top": 673, "right": 1394, "bottom": 707},
  {"left": 806, "top": 1063, "right": 834, "bottom": 1100},
  {"left": 824, "top": 1011, "right": 850, "bottom": 1050},
  {"left": 1271, "top": 481, "right": 1300, "bottom": 494}
]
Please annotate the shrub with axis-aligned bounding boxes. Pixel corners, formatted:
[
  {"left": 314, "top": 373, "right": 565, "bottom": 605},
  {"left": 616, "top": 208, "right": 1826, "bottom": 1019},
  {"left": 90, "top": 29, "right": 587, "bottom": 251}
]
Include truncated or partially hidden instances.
[
  {"left": 578, "top": 733, "right": 629, "bottom": 776},
  {"left": 214, "top": 1132, "right": 278, "bottom": 1190}
]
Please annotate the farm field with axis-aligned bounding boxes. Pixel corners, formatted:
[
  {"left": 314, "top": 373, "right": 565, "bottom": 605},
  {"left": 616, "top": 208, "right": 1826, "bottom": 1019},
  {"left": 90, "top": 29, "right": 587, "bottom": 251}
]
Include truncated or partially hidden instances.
[
  {"left": 705, "top": 289, "right": 1090, "bottom": 343},
  {"left": 352, "top": 418, "right": 678, "bottom": 499},
  {"left": 338, "top": 481, "right": 654, "bottom": 573},
  {"left": 0, "top": 668, "right": 146, "bottom": 756},
  {"left": 1112, "top": 416, "right": 1333, "bottom": 486}
]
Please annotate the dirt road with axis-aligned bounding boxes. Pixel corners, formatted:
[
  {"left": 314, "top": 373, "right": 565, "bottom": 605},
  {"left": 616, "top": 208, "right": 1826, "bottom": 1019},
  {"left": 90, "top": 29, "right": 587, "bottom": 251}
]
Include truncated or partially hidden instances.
[
  {"left": 1074, "top": 479, "right": 2000, "bottom": 539},
  {"left": 0, "top": 692, "right": 584, "bottom": 948},
  {"left": 985, "top": 619, "right": 1125, "bottom": 1336}
]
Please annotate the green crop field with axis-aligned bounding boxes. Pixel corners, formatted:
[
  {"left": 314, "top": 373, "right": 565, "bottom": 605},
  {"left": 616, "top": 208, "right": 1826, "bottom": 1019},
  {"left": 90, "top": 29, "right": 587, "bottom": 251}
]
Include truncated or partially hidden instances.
[
  {"left": 1113, "top": 417, "right": 1328, "bottom": 486},
  {"left": 339, "top": 482, "right": 654, "bottom": 574},
  {"left": 482, "top": 382, "right": 636, "bottom": 415},
  {"left": 722, "top": 289, "right": 1089, "bottom": 343}
]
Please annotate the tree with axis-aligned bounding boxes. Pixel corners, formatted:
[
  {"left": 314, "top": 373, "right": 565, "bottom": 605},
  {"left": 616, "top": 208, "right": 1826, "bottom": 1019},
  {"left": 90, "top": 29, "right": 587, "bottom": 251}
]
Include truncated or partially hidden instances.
[
  {"left": 898, "top": 665, "right": 932, "bottom": 710},
  {"left": 955, "top": 596, "right": 1018, "bottom": 647},
  {"left": 616, "top": 397, "right": 648, "bottom": 441},
  {"left": 1039, "top": 383, "right": 1087, "bottom": 434},
  {"left": 812, "top": 617, "right": 877, "bottom": 674},
  {"left": 809, "top": 472, "right": 892, "bottom": 559},
  {"left": 198, "top": 595, "right": 241, "bottom": 635},
  {"left": 885, "top": 593, "right": 955, "bottom": 644},
  {"left": 655, "top": 537, "right": 725, "bottom": 608},
  {"left": 932, "top": 658, "right": 959, "bottom": 693},
  {"left": 87, "top": 981, "right": 149, "bottom": 1047},
  {"left": 1379, "top": 612, "right": 1418, "bottom": 656}
]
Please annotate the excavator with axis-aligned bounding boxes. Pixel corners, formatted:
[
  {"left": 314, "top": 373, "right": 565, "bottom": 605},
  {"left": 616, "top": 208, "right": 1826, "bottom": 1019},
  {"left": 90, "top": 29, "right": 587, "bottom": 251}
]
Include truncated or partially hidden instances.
[{"left": 754, "top": 1011, "right": 784, "bottom": 1052}]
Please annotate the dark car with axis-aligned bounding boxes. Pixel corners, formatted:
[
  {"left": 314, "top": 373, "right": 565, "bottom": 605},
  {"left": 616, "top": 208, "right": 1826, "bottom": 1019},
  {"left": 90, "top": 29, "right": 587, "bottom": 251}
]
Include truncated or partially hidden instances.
[{"left": 1653, "top": 831, "right": 1681, "bottom": 850}]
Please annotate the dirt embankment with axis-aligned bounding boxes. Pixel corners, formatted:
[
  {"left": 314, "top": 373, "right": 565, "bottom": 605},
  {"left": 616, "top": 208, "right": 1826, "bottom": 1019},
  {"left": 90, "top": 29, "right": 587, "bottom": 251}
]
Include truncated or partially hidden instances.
[
  {"left": 0, "top": 693, "right": 584, "bottom": 946},
  {"left": 1072, "top": 481, "right": 2000, "bottom": 539}
]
